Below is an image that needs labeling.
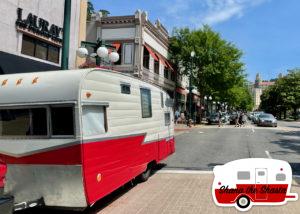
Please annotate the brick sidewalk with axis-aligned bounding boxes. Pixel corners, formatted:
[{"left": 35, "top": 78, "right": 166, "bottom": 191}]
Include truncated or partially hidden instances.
[{"left": 95, "top": 172, "right": 300, "bottom": 214}]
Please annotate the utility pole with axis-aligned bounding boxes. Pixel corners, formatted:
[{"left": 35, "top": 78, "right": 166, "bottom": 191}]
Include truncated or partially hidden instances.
[{"left": 61, "top": 0, "right": 71, "bottom": 70}]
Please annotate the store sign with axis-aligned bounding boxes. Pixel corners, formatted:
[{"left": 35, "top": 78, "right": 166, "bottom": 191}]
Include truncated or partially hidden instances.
[{"left": 15, "top": 8, "right": 62, "bottom": 44}]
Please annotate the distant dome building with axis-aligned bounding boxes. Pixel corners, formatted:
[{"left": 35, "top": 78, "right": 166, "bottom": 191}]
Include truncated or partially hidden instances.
[{"left": 252, "top": 73, "right": 275, "bottom": 110}]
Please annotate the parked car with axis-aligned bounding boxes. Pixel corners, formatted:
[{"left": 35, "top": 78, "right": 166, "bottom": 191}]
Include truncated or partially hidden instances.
[
  {"left": 252, "top": 111, "right": 264, "bottom": 124},
  {"left": 257, "top": 113, "right": 277, "bottom": 127},
  {"left": 207, "top": 113, "right": 219, "bottom": 124}
]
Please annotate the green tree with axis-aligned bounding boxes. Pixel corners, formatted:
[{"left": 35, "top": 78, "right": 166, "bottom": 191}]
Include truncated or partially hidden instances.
[
  {"left": 169, "top": 25, "right": 251, "bottom": 110},
  {"left": 87, "top": 1, "right": 95, "bottom": 21},
  {"left": 260, "top": 69, "right": 300, "bottom": 120}
]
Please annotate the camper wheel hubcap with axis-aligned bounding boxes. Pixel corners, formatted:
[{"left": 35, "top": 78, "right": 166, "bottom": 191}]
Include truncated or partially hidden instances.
[
  {"left": 240, "top": 198, "right": 247, "bottom": 206},
  {"left": 237, "top": 196, "right": 250, "bottom": 208}
]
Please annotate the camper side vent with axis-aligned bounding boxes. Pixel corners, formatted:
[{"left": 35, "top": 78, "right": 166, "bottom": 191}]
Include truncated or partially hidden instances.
[{"left": 121, "top": 83, "right": 131, "bottom": 94}]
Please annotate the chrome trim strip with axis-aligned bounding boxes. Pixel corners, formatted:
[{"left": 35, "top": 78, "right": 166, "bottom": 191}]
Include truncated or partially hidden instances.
[
  {"left": 0, "top": 140, "right": 80, "bottom": 158},
  {"left": 0, "top": 100, "right": 77, "bottom": 107},
  {"left": 83, "top": 133, "right": 146, "bottom": 143}
]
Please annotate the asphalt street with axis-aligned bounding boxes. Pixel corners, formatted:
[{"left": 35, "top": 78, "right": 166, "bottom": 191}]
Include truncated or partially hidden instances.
[{"left": 164, "top": 120, "right": 300, "bottom": 174}]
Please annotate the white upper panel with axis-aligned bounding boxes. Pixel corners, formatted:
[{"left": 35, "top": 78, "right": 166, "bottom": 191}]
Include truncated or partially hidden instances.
[
  {"left": 143, "top": 31, "right": 168, "bottom": 58},
  {"left": 0, "top": 69, "right": 89, "bottom": 105},
  {"left": 101, "top": 28, "right": 136, "bottom": 40}
]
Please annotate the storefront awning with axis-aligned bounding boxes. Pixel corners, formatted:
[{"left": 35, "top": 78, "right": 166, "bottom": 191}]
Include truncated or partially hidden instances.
[
  {"left": 165, "top": 60, "right": 174, "bottom": 71},
  {"left": 155, "top": 53, "right": 168, "bottom": 67},
  {"left": 176, "top": 87, "right": 187, "bottom": 95},
  {"left": 112, "top": 42, "right": 121, "bottom": 51},
  {"left": 144, "top": 44, "right": 158, "bottom": 61}
]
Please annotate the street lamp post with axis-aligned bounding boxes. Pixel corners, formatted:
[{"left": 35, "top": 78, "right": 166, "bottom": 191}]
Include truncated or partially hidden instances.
[
  {"left": 76, "top": 39, "right": 119, "bottom": 66},
  {"left": 189, "top": 51, "right": 195, "bottom": 122},
  {"left": 209, "top": 95, "right": 212, "bottom": 115}
]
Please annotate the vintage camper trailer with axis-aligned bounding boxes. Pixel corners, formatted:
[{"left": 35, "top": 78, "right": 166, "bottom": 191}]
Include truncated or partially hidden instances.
[
  {"left": 212, "top": 158, "right": 298, "bottom": 211},
  {"left": 0, "top": 68, "right": 175, "bottom": 210}
]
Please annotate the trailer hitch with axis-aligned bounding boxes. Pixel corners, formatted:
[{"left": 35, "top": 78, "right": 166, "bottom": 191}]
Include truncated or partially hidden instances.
[{"left": 14, "top": 197, "right": 45, "bottom": 211}]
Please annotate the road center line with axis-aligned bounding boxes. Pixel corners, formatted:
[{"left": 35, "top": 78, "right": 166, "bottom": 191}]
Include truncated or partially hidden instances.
[{"left": 265, "top": 150, "right": 272, "bottom": 159}]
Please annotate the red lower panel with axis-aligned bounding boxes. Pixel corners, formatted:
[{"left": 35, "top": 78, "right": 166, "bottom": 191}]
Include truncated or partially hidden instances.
[
  {"left": 214, "top": 184, "right": 289, "bottom": 203},
  {"left": 0, "top": 164, "right": 6, "bottom": 188},
  {"left": 0, "top": 145, "right": 82, "bottom": 165},
  {"left": 82, "top": 135, "right": 175, "bottom": 205}
]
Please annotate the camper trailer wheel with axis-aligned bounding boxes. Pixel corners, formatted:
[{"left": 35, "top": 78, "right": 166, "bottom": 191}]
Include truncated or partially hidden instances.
[
  {"left": 138, "top": 163, "right": 154, "bottom": 182},
  {"left": 236, "top": 196, "right": 250, "bottom": 209},
  {"left": 138, "top": 167, "right": 151, "bottom": 182}
]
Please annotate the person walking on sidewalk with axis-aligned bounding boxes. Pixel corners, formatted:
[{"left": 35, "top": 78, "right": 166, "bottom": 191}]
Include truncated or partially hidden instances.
[
  {"left": 175, "top": 109, "right": 180, "bottom": 124},
  {"left": 217, "top": 110, "right": 222, "bottom": 127},
  {"left": 235, "top": 111, "right": 240, "bottom": 127}
]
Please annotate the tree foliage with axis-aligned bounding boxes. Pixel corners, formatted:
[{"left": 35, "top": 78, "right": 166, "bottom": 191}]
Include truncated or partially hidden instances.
[
  {"left": 260, "top": 69, "right": 300, "bottom": 119},
  {"left": 169, "top": 25, "right": 253, "bottom": 110},
  {"left": 87, "top": 1, "right": 95, "bottom": 21}
]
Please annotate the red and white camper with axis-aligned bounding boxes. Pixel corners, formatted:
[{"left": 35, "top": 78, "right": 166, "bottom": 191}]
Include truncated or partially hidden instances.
[
  {"left": 212, "top": 158, "right": 298, "bottom": 211},
  {"left": 0, "top": 68, "right": 175, "bottom": 210}
]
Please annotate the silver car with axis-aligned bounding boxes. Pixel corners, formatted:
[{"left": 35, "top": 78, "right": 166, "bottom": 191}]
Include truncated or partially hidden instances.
[{"left": 257, "top": 113, "right": 277, "bottom": 127}]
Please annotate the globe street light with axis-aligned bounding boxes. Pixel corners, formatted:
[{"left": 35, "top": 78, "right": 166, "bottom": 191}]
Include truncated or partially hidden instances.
[
  {"left": 189, "top": 51, "right": 196, "bottom": 123},
  {"left": 76, "top": 39, "right": 119, "bottom": 66}
]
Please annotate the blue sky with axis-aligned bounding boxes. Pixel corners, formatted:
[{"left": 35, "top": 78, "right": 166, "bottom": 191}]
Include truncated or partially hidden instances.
[{"left": 91, "top": 0, "right": 300, "bottom": 82}]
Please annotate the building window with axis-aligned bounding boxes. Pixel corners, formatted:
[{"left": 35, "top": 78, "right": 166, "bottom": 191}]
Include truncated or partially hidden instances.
[
  {"left": 82, "top": 105, "right": 107, "bottom": 136},
  {"left": 140, "top": 88, "right": 152, "bottom": 118},
  {"left": 51, "top": 106, "right": 74, "bottom": 136},
  {"left": 21, "top": 35, "right": 60, "bottom": 63},
  {"left": 171, "top": 71, "right": 175, "bottom": 81},
  {"left": 21, "top": 35, "right": 35, "bottom": 57},
  {"left": 114, "top": 43, "right": 122, "bottom": 65},
  {"left": 0, "top": 108, "right": 47, "bottom": 137},
  {"left": 143, "top": 46, "right": 150, "bottom": 69},
  {"left": 154, "top": 59, "right": 159, "bottom": 74},
  {"left": 123, "top": 43, "right": 133, "bottom": 64},
  {"left": 161, "top": 92, "right": 164, "bottom": 108},
  {"left": 237, "top": 171, "right": 250, "bottom": 180},
  {"left": 164, "top": 68, "right": 169, "bottom": 79},
  {"left": 121, "top": 83, "right": 131, "bottom": 94}
]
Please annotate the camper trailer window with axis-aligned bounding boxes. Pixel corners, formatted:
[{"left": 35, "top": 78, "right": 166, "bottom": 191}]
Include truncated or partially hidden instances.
[
  {"left": 51, "top": 106, "right": 74, "bottom": 136},
  {"left": 82, "top": 106, "right": 107, "bottom": 136},
  {"left": 121, "top": 84, "right": 131, "bottom": 94},
  {"left": 0, "top": 108, "right": 47, "bottom": 137},
  {"left": 140, "top": 88, "right": 152, "bottom": 118},
  {"left": 276, "top": 173, "right": 286, "bottom": 181},
  {"left": 237, "top": 171, "right": 250, "bottom": 180},
  {"left": 165, "top": 112, "right": 171, "bottom": 126},
  {"left": 258, "top": 171, "right": 265, "bottom": 176}
]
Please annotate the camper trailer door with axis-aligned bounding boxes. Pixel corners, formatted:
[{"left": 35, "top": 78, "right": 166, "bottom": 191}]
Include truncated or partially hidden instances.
[{"left": 255, "top": 168, "right": 268, "bottom": 200}]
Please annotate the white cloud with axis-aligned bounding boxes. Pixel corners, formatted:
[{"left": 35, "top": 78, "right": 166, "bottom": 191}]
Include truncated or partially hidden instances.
[{"left": 161, "top": 0, "right": 270, "bottom": 27}]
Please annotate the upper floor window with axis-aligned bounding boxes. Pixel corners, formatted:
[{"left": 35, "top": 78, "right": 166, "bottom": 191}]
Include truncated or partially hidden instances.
[
  {"left": 171, "top": 71, "right": 175, "bottom": 81},
  {"left": 143, "top": 46, "right": 150, "bottom": 69},
  {"left": 114, "top": 43, "right": 122, "bottom": 65},
  {"left": 21, "top": 35, "right": 60, "bottom": 64},
  {"left": 164, "top": 68, "right": 169, "bottom": 79},
  {"left": 123, "top": 43, "right": 133, "bottom": 64},
  {"left": 154, "top": 58, "right": 160, "bottom": 74}
]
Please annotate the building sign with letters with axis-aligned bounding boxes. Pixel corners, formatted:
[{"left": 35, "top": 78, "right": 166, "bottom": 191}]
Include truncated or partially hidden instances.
[{"left": 15, "top": 8, "right": 63, "bottom": 44}]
